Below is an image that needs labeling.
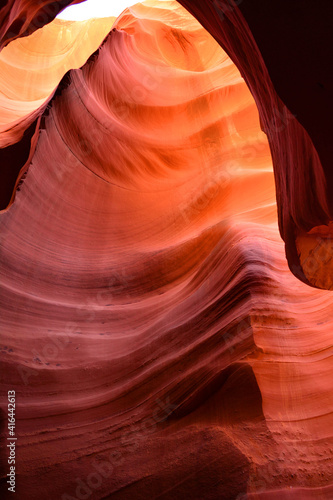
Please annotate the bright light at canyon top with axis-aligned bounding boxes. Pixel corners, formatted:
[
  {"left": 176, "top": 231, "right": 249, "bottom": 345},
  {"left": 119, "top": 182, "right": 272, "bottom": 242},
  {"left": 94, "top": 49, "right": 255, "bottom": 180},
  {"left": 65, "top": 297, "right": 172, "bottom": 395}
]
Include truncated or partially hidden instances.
[{"left": 57, "top": 0, "right": 136, "bottom": 20}]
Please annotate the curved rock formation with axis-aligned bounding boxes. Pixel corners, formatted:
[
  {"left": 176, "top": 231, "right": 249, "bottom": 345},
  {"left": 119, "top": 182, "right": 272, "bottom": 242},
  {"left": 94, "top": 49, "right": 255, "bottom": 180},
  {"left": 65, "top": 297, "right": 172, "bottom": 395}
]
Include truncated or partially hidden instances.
[
  {"left": 0, "top": 14, "right": 115, "bottom": 209},
  {"left": 0, "top": 1, "right": 333, "bottom": 500},
  {"left": 0, "top": 0, "right": 76, "bottom": 49},
  {"left": 0, "top": 15, "right": 115, "bottom": 147},
  {"left": 2, "top": 0, "right": 332, "bottom": 288},
  {"left": 176, "top": 0, "right": 333, "bottom": 290}
]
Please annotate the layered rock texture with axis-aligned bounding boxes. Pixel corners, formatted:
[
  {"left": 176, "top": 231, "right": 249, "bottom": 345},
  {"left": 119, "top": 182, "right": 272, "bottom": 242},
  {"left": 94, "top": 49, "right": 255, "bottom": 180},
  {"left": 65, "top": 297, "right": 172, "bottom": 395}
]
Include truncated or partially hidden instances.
[
  {"left": 0, "top": 1, "right": 332, "bottom": 499},
  {"left": 0, "top": 14, "right": 115, "bottom": 208},
  {"left": 177, "top": 0, "right": 333, "bottom": 290}
]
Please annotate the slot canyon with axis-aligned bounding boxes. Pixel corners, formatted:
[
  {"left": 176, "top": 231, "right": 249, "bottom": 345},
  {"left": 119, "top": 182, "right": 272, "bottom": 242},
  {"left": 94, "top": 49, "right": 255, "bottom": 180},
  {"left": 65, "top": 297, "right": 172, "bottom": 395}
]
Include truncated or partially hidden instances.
[{"left": 0, "top": 1, "right": 332, "bottom": 499}]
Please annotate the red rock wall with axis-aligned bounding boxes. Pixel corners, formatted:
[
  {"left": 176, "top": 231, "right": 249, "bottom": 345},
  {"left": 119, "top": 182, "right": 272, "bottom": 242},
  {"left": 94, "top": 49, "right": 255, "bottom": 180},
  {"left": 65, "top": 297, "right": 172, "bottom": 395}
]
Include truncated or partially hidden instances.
[
  {"left": 177, "top": 0, "right": 333, "bottom": 289},
  {"left": 1, "top": 0, "right": 333, "bottom": 288},
  {"left": 0, "top": 0, "right": 78, "bottom": 49},
  {"left": 0, "top": 15, "right": 115, "bottom": 208},
  {"left": 0, "top": 1, "right": 332, "bottom": 500}
]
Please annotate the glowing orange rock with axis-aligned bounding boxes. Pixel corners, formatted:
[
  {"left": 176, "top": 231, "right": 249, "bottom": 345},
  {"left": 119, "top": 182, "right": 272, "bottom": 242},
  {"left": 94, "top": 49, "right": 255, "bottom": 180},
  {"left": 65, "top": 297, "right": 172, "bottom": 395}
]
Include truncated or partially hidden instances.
[
  {"left": 1, "top": 0, "right": 333, "bottom": 290},
  {"left": 0, "top": 2, "right": 333, "bottom": 500},
  {"left": 0, "top": 15, "right": 115, "bottom": 147},
  {"left": 178, "top": 0, "right": 333, "bottom": 291},
  {"left": 0, "top": 0, "right": 77, "bottom": 49}
]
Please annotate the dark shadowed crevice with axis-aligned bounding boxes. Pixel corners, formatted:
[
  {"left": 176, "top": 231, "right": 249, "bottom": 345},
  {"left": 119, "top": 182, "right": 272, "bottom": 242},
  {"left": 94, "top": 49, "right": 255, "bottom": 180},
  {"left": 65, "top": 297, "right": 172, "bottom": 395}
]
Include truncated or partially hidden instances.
[
  {"left": 0, "top": 70, "right": 73, "bottom": 211},
  {"left": 0, "top": 118, "right": 39, "bottom": 210},
  {"left": 169, "top": 362, "right": 264, "bottom": 424}
]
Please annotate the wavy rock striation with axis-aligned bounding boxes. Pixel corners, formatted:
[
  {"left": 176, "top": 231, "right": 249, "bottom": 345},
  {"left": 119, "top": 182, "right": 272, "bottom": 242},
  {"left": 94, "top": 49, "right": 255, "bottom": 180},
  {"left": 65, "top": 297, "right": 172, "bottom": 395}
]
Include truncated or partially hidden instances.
[
  {"left": 0, "top": 15, "right": 115, "bottom": 209},
  {"left": 1, "top": 0, "right": 333, "bottom": 288},
  {"left": 0, "top": 1, "right": 333, "bottom": 500},
  {"left": 0, "top": 0, "right": 76, "bottom": 49},
  {"left": 177, "top": 0, "right": 333, "bottom": 290},
  {"left": 0, "top": 15, "right": 115, "bottom": 147}
]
